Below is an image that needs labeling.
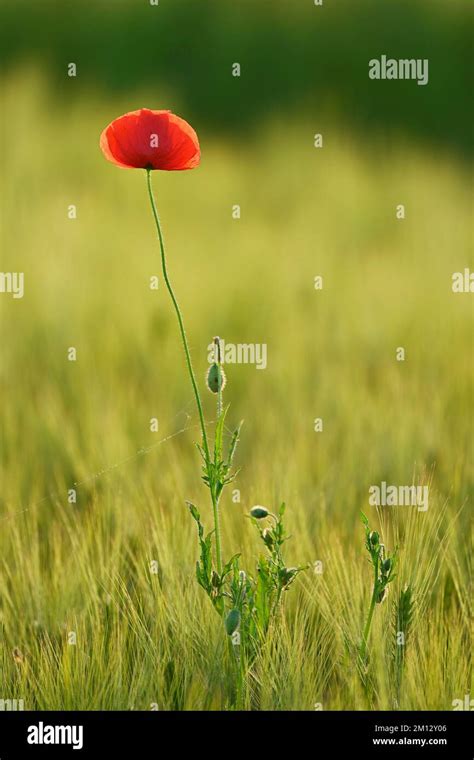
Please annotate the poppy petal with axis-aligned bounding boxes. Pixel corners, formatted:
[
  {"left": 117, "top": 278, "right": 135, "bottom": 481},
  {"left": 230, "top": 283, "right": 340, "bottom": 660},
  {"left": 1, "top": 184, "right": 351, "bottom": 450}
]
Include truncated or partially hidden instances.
[{"left": 100, "top": 109, "right": 200, "bottom": 171}]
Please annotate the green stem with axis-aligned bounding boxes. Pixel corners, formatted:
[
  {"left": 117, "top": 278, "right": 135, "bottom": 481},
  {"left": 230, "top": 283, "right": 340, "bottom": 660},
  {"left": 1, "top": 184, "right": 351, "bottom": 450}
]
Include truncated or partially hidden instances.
[
  {"left": 360, "top": 562, "right": 378, "bottom": 663},
  {"left": 145, "top": 170, "right": 222, "bottom": 573},
  {"left": 212, "top": 483, "right": 223, "bottom": 574},
  {"left": 215, "top": 342, "right": 225, "bottom": 573},
  {"left": 360, "top": 591, "right": 376, "bottom": 663},
  {"left": 215, "top": 337, "right": 223, "bottom": 421}
]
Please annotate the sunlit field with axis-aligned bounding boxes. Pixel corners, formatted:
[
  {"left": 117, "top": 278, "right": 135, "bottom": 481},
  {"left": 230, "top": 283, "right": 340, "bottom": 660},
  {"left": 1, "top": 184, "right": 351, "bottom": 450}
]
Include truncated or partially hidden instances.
[{"left": 0, "top": 69, "right": 472, "bottom": 710}]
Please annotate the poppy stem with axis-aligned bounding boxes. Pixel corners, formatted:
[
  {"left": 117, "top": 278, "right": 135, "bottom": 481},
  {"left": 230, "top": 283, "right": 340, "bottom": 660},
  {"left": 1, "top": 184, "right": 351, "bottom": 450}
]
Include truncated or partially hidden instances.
[
  {"left": 145, "top": 170, "right": 223, "bottom": 574},
  {"left": 214, "top": 337, "right": 223, "bottom": 420},
  {"left": 145, "top": 169, "right": 209, "bottom": 457}
]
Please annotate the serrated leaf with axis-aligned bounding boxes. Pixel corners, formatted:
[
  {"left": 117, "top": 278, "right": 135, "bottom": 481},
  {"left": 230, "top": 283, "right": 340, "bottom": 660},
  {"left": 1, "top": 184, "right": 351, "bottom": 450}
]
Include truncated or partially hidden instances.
[
  {"left": 222, "top": 553, "right": 241, "bottom": 578},
  {"left": 186, "top": 501, "right": 200, "bottom": 523},
  {"left": 226, "top": 420, "right": 243, "bottom": 469},
  {"left": 195, "top": 442, "right": 208, "bottom": 464},
  {"left": 214, "top": 404, "right": 230, "bottom": 463}
]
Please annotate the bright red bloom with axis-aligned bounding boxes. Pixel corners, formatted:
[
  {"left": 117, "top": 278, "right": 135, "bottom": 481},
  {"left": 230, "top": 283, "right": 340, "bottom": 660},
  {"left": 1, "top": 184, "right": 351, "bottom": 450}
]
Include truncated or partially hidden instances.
[{"left": 100, "top": 108, "right": 200, "bottom": 171}]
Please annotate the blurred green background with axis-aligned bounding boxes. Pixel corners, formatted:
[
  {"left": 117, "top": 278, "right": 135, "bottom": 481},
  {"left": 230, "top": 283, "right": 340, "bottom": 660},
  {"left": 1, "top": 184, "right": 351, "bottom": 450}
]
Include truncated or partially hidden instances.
[
  {"left": 0, "top": 0, "right": 473, "bottom": 152},
  {"left": 0, "top": 0, "right": 472, "bottom": 710}
]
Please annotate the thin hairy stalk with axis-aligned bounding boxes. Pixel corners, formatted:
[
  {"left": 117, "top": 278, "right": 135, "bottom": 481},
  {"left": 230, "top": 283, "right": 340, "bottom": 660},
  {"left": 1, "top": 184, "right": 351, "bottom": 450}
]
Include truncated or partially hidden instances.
[
  {"left": 216, "top": 338, "right": 224, "bottom": 421},
  {"left": 214, "top": 338, "right": 225, "bottom": 562},
  {"left": 146, "top": 169, "right": 223, "bottom": 571},
  {"left": 211, "top": 482, "right": 223, "bottom": 574}
]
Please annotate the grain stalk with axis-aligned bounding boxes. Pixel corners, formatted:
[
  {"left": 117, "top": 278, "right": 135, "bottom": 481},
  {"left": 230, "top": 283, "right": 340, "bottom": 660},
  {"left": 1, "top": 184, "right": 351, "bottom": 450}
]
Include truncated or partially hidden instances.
[{"left": 392, "top": 584, "right": 414, "bottom": 706}]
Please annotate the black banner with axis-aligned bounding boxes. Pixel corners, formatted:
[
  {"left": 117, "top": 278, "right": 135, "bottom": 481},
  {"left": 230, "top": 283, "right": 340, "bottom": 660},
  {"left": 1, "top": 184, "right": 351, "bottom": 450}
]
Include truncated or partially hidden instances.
[{"left": 0, "top": 711, "right": 471, "bottom": 757}]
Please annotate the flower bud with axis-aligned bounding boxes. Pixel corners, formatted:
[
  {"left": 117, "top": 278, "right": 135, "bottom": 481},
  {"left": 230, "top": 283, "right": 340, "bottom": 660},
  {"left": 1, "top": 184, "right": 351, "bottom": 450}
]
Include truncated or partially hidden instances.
[
  {"left": 381, "top": 558, "right": 392, "bottom": 574},
  {"left": 239, "top": 570, "right": 246, "bottom": 584},
  {"left": 206, "top": 363, "right": 226, "bottom": 394},
  {"left": 211, "top": 570, "right": 220, "bottom": 587},
  {"left": 369, "top": 531, "right": 379, "bottom": 546},
  {"left": 250, "top": 506, "right": 269, "bottom": 519},
  {"left": 280, "top": 567, "right": 297, "bottom": 587},
  {"left": 225, "top": 608, "right": 241, "bottom": 636}
]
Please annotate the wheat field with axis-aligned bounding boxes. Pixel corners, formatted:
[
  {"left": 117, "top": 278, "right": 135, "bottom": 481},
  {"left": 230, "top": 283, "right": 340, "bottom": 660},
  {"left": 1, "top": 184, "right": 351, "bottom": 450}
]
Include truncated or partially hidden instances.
[{"left": 0, "top": 66, "right": 472, "bottom": 710}]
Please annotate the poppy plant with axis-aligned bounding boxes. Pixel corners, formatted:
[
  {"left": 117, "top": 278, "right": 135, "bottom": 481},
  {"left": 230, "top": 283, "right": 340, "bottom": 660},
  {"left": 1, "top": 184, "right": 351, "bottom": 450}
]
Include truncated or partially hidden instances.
[{"left": 100, "top": 110, "right": 306, "bottom": 707}]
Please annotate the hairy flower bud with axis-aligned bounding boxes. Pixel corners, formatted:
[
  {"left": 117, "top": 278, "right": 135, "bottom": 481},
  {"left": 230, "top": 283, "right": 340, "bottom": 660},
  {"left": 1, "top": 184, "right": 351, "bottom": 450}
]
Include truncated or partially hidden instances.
[
  {"left": 206, "top": 362, "right": 226, "bottom": 394},
  {"left": 250, "top": 506, "right": 269, "bottom": 519},
  {"left": 369, "top": 531, "right": 380, "bottom": 546},
  {"left": 280, "top": 567, "right": 297, "bottom": 587},
  {"left": 225, "top": 608, "right": 241, "bottom": 636}
]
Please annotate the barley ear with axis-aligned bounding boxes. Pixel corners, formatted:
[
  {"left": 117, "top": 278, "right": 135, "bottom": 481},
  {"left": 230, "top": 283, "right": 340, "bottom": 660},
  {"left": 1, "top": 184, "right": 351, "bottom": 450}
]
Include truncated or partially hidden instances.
[{"left": 392, "top": 584, "right": 415, "bottom": 704}]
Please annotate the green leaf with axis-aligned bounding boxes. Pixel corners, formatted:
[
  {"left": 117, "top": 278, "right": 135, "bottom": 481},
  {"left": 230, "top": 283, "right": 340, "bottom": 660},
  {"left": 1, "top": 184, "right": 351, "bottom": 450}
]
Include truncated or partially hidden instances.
[
  {"left": 195, "top": 562, "right": 207, "bottom": 591},
  {"left": 222, "top": 553, "right": 241, "bottom": 579},
  {"left": 186, "top": 500, "right": 200, "bottom": 523},
  {"left": 195, "top": 443, "right": 208, "bottom": 465},
  {"left": 214, "top": 404, "right": 230, "bottom": 463},
  {"left": 227, "top": 420, "right": 243, "bottom": 469}
]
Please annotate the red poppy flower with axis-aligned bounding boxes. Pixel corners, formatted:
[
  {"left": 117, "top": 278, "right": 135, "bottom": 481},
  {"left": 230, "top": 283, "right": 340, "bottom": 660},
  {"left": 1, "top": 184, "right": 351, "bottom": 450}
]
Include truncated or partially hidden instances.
[{"left": 100, "top": 108, "right": 200, "bottom": 171}]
